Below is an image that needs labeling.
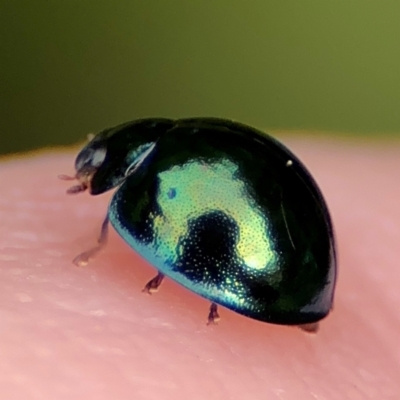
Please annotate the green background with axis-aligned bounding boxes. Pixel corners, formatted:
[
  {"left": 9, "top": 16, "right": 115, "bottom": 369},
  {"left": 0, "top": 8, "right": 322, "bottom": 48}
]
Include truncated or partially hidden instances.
[{"left": 1, "top": 1, "right": 400, "bottom": 155}]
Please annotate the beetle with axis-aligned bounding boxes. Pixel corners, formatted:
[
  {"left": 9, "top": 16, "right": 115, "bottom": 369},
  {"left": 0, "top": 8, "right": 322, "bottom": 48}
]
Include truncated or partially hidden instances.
[{"left": 60, "top": 117, "right": 337, "bottom": 331}]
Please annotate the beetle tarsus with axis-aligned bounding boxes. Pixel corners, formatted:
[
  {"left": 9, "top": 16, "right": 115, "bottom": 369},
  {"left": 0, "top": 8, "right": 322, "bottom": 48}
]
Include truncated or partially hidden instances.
[
  {"left": 299, "top": 322, "right": 319, "bottom": 334},
  {"left": 207, "top": 302, "right": 220, "bottom": 325},
  {"left": 142, "top": 272, "right": 165, "bottom": 294},
  {"left": 66, "top": 183, "right": 88, "bottom": 195},
  {"left": 72, "top": 216, "right": 109, "bottom": 266}
]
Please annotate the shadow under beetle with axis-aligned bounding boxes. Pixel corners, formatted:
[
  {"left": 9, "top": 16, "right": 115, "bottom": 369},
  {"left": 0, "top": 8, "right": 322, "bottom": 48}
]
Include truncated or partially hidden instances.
[{"left": 60, "top": 118, "right": 337, "bottom": 332}]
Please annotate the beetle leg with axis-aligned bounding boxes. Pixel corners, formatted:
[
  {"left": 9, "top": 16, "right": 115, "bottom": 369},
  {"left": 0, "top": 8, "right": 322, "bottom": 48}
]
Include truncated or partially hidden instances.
[
  {"left": 73, "top": 215, "right": 109, "bottom": 267},
  {"left": 298, "top": 322, "right": 319, "bottom": 334},
  {"left": 142, "top": 272, "right": 165, "bottom": 294},
  {"left": 207, "top": 302, "right": 220, "bottom": 325}
]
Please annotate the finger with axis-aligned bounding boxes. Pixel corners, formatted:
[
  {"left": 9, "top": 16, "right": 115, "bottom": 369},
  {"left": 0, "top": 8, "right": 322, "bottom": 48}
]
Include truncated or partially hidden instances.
[{"left": 0, "top": 139, "right": 399, "bottom": 399}]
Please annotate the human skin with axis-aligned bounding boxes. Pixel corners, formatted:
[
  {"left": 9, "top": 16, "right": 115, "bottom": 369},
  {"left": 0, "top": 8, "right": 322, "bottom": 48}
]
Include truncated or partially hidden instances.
[{"left": 0, "top": 136, "right": 399, "bottom": 399}]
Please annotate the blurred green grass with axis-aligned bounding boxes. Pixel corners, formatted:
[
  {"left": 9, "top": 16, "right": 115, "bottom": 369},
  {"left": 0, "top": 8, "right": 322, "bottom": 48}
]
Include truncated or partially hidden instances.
[{"left": 1, "top": 1, "right": 400, "bottom": 155}]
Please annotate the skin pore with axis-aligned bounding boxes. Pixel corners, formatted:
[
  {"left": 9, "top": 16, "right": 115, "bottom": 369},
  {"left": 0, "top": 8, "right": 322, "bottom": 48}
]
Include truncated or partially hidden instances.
[{"left": 0, "top": 136, "right": 399, "bottom": 399}]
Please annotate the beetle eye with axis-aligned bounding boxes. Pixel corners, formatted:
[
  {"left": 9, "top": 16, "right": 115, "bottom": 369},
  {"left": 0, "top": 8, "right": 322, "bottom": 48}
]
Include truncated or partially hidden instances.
[{"left": 75, "top": 146, "right": 107, "bottom": 172}]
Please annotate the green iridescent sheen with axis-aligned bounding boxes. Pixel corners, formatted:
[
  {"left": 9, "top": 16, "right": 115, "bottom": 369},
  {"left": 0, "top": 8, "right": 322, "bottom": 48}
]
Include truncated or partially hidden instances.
[{"left": 154, "top": 159, "right": 278, "bottom": 273}]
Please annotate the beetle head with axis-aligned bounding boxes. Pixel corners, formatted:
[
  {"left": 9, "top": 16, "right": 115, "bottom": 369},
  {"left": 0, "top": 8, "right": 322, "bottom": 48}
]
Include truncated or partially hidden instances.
[{"left": 59, "top": 118, "right": 175, "bottom": 195}]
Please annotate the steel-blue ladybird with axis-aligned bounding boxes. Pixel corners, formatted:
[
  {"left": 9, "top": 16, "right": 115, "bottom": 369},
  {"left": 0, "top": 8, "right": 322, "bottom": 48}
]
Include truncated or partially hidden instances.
[{"left": 61, "top": 118, "right": 337, "bottom": 331}]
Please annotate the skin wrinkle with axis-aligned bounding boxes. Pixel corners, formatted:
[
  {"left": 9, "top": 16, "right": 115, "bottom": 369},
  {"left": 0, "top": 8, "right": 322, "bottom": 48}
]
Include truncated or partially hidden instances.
[{"left": 0, "top": 137, "right": 399, "bottom": 399}]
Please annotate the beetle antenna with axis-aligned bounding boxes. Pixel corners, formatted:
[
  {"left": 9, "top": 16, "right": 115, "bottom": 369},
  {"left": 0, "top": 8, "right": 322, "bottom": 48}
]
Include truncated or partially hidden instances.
[{"left": 58, "top": 174, "right": 76, "bottom": 181}]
